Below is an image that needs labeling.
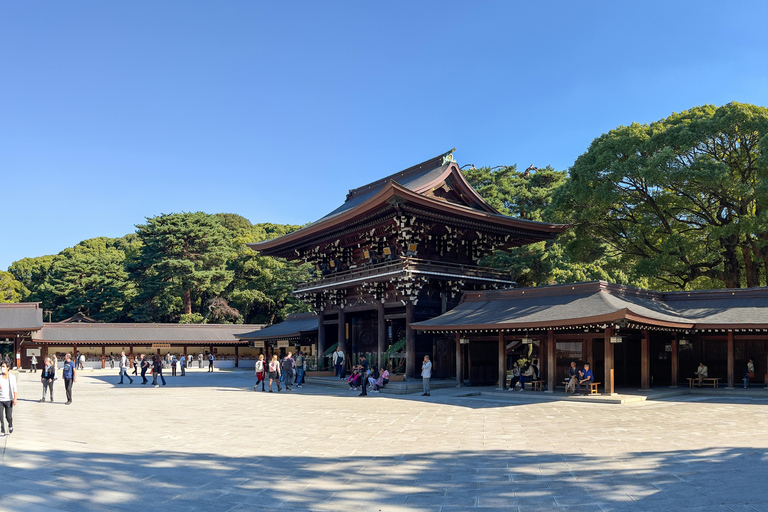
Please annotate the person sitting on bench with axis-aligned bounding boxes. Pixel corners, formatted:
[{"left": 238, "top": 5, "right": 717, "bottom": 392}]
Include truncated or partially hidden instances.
[
  {"left": 518, "top": 363, "right": 536, "bottom": 391},
  {"left": 577, "top": 363, "right": 593, "bottom": 395},
  {"left": 347, "top": 369, "right": 362, "bottom": 391},
  {"left": 565, "top": 361, "right": 580, "bottom": 394},
  {"left": 369, "top": 367, "right": 389, "bottom": 391},
  {"left": 695, "top": 362, "right": 708, "bottom": 386}
]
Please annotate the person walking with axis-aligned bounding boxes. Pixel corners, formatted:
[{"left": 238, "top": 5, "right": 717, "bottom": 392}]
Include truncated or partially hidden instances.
[
  {"left": 282, "top": 352, "right": 295, "bottom": 391},
  {"left": 31, "top": 354, "right": 38, "bottom": 373},
  {"left": 294, "top": 351, "right": 305, "bottom": 388},
  {"left": 108, "top": 353, "right": 115, "bottom": 369},
  {"left": 254, "top": 354, "right": 267, "bottom": 392},
  {"left": 152, "top": 355, "right": 166, "bottom": 387},
  {"left": 333, "top": 346, "right": 345, "bottom": 379},
  {"left": 208, "top": 353, "right": 215, "bottom": 373},
  {"left": 40, "top": 357, "right": 55, "bottom": 402},
  {"left": 171, "top": 354, "right": 178, "bottom": 377},
  {"left": 421, "top": 355, "right": 432, "bottom": 396},
  {"left": 79, "top": 353, "right": 86, "bottom": 371},
  {"left": 0, "top": 361, "right": 18, "bottom": 436},
  {"left": 119, "top": 351, "right": 134, "bottom": 384},
  {"left": 62, "top": 353, "right": 77, "bottom": 405},
  {"left": 140, "top": 355, "right": 150, "bottom": 385},
  {"left": 198, "top": 353, "right": 203, "bottom": 368},
  {"left": 179, "top": 354, "right": 186, "bottom": 376},
  {"left": 267, "top": 355, "right": 281, "bottom": 392},
  {"left": 132, "top": 355, "right": 139, "bottom": 376}
]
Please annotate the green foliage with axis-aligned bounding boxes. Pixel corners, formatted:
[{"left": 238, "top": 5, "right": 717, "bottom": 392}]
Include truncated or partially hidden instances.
[
  {"left": 179, "top": 313, "right": 205, "bottom": 324},
  {"left": 0, "top": 271, "right": 23, "bottom": 303},
  {"left": 555, "top": 102, "right": 768, "bottom": 289},
  {"left": 130, "top": 212, "right": 234, "bottom": 321},
  {"left": 7, "top": 255, "right": 56, "bottom": 302}
]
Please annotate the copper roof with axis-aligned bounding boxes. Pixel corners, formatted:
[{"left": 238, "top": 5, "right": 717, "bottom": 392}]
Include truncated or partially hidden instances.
[
  {"left": 0, "top": 303, "right": 44, "bottom": 332},
  {"left": 236, "top": 313, "right": 318, "bottom": 341},
  {"left": 31, "top": 323, "right": 266, "bottom": 345}
]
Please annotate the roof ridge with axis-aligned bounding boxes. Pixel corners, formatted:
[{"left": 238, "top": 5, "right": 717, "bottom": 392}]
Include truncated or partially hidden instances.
[{"left": 344, "top": 149, "right": 455, "bottom": 201}]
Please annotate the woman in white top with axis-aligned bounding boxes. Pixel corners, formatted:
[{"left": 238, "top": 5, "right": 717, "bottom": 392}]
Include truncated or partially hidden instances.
[{"left": 0, "top": 361, "right": 18, "bottom": 436}]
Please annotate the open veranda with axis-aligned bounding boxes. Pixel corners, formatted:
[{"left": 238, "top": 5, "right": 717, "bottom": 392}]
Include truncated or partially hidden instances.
[{"left": 2, "top": 369, "right": 768, "bottom": 512}]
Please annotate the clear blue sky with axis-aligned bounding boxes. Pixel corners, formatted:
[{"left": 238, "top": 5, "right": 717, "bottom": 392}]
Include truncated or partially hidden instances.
[{"left": 2, "top": 1, "right": 767, "bottom": 270}]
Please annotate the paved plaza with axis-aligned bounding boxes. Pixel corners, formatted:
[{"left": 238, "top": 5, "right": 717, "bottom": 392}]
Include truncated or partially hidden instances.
[{"left": 1, "top": 369, "right": 767, "bottom": 512}]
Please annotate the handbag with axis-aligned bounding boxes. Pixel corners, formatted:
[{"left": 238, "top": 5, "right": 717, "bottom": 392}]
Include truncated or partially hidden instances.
[{"left": 747, "top": 371, "right": 755, "bottom": 378}]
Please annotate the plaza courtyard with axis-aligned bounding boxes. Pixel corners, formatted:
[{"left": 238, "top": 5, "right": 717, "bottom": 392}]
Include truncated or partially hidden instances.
[{"left": 2, "top": 369, "right": 767, "bottom": 512}]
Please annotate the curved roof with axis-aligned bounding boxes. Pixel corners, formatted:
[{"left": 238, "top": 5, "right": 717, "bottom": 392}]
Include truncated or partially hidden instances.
[
  {"left": 236, "top": 313, "right": 318, "bottom": 341},
  {"left": 250, "top": 150, "right": 569, "bottom": 256},
  {"left": 32, "top": 323, "right": 265, "bottom": 345},
  {"left": 413, "top": 281, "right": 768, "bottom": 332},
  {"left": 0, "top": 303, "right": 44, "bottom": 332}
]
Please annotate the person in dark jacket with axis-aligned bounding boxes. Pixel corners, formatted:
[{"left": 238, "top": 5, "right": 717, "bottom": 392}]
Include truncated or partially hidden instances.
[
  {"left": 40, "top": 357, "right": 56, "bottom": 402},
  {"left": 140, "top": 355, "right": 150, "bottom": 385},
  {"left": 152, "top": 355, "right": 166, "bottom": 387}
]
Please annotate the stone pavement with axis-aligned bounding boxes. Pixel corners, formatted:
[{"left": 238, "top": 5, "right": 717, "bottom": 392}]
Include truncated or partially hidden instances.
[{"left": 2, "top": 369, "right": 767, "bottom": 512}]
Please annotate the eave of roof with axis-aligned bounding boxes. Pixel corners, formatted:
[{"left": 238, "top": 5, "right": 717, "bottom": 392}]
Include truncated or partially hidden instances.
[
  {"left": 31, "top": 323, "right": 266, "bottom": 344},
  {"left": 236, "top": 314, "right": 318, "bottom": 341}
]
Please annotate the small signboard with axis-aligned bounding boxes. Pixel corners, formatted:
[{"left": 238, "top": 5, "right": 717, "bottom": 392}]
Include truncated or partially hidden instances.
[
  {"left": 26, "top": 348, "right": 41, "bottom": 357},
  {"left": 152, "top": 343, "right": 172, "bottom": 349},
  {"left": 277, "top": 340, "right": 290, "bottom": 348},
  {"left": 251, "top": 341, "right": 265, "bottom": 349}
]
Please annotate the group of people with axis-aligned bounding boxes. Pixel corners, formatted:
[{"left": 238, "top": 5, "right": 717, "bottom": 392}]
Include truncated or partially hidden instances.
[
  {"left": 565, "top": 361, "right": 594, "bottom": 395},
  {"left": 253, "top": 351, "right": 307, "bottom": 392},
  {"left": 506, "top": 361, "right": 541, "bottom": 391},
  {"left": 117, "top": 352, "right": 168, "bottom": 387},
  {"left": 346, "top": 355, "right": 392, "bottom": 396}
]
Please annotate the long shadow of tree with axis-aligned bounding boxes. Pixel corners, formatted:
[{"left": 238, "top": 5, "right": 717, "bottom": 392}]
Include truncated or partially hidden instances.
[{"left": 1, "top": 446, "right": 766, "bottom": 511}]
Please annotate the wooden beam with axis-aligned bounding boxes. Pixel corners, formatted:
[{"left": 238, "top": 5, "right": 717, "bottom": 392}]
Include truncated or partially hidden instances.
[
  {"left": 455, "top": 333, "right": 462, "bottom": 387},
  {"left": 604, "top": 327, "right": 615, "bottom": 395},
  {"left": 727, "top": 331, "right": 735, "bottom": 388},
  {"left": 405, "top": 301, "right": 416, "bottom": 379},
  {"left": 498, "top": 331, "right": 506, "bottom": 390},
  {"left": 546, "top": 329, "right": 556, "bottom": 393},
  {"left": 640, "top": 330, "right": 650, "bottom": 389},
  {"left": 670, "top": 335, "right": 678, "bottom": 387}
]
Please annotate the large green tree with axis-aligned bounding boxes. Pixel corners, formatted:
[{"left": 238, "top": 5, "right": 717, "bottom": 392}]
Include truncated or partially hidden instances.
[
  {"left": 556, "top": 102, "right": 768, "bottom": 289},
  {"left": 130, "top": 212, "right": 234, "bottom": 321},
  {"left": 7, "top": 254, "right": 56, "bottom": 302},
  {"left": 0, "top": 271, "right": 23, "bottom": 303}
]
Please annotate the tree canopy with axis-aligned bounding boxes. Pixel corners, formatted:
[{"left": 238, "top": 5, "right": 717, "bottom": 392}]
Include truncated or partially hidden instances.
[{"left": 555, "top": 102, "right": 768, "bottom": 289}]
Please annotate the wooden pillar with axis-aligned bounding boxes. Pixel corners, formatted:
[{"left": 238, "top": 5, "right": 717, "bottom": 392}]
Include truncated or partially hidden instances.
[
  {"left": 727, "top": 330, "right": 735, "bottom": 388},
  {"left": 101, "top": 346, "right": 106, "bottom": 369},
  {"left": 546, "top": 329, "right": 556, "bottom": 393},
  {"left": 405, "top": 301, "right": 416, "bottom": 379},
  {"left": 604, "top": 327, "right": 615, "bottom": 395},
  {"left": 455, "top": 333, "right": 462, "bottom": 387},
  {"left": 338, "top": 308, "right": 346, "bottom": 368},
  {"left": 498, "top": 331, "right": 506, "bottom": 390},
  {"left": 641, "top": 330, "right": 650, "bottom": 389},
  {"left": 585, "top": 338, "right": 593, "bottom": 366},
  {"left": 670, "top": 335, "right": 678, "bottom": 387},
  {"left": 376, "top": 302, "right": 386, "bottom": 371},
  {"left": 317, "top": 310, "right": 326, "bottom": 370},
  {"left": 234, "top": 345, "right": 239, "bottom": 368}
]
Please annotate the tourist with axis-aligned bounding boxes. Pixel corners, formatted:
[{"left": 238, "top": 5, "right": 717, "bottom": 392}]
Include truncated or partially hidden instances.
[
  {"left": 208, "top": 352, "right": 215, "bottom": 372},
  {"left": 519, "top": 362, "right": 536, "bottom": 391},
  {"left": 171, "top": 354, "right": 178, "bottom": 377},
  {"left": 565, "top": 361, "right": 580, "bottom": 394},
  {"left": 198, "top": 353, "right": 203, "bottom": 368},
  {"left": 694, "top": 362, "right": 708, "bottom": 386},
  {"left": 109, "top": 353, "right": 115, "bottom": 369},
  {"left": 347, "top": 369, "right": 361, "bottom": 391},
  {"left": 179, "top": 354, "right": 186, "bottom": 376},
  {"left": 31, "top": 354, "right": 38, "bottom": 373},
  {"left": 267, "top": 355, "right": 281, "bottom": 392},
  {"left": 152, "top": 355, "right": 166, "bottom": 387},
  {"left": 0, "top": 361, "right": 18, "bottom": 436},
  {"left": 370, "top": 367, "right": 389, "bottom": 392},
  {"left": 577, "top": 363, "right": 594, "bottom": 395},
  {"left": 357, "top": 355, "right": 370, "bottom": 396},
  {"left": 140, "top": 355, "right": 150, "bottom": 385},
  {"left": 52, "top": 353, "right": 58, "bottom": 375},
  {"left": 421, "top": 355, "right": 432, "bottom": 396},
  {"left": 62, "top": 353, "right": 77, "bottom": 405},
  {"left": 40, "top": 357, "right": 55, "bottom": 402},
  {"left": 119, "top": 351, "right": 134, "bottom": 384},
  {"left": 294, "top": 351, "right": 305, "bottom": 388},
  {"left": 132, "top": 355, "right": 139, "bottom": 375},
  {"left": 254, "top": 354, "right": 267, "bottom": 392},
  {"left": 506, "top": 362, "right": 521, "bottom": 391},
  {"left": 282, "top": 352, "right": 295, "bottom": 390},
  {"left": 79, "top": 353, "right": 86, "bottom": 370},
  {"left": 744, "top": 358, "right": 755, "bottom": 389},
  {"left": 333, "top": 346, "right": 345, "bottom": 379}
]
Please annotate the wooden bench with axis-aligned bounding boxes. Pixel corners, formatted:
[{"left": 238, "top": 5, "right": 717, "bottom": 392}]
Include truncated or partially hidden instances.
[
  {"left": 564, "top": 379, "right": 600, "bottom": 395},
  {"left": 687, "top": 377, "right": 720, "bottom": 388},
  {"left": 529, "top": 380, "right": 544, "bottom": 391}
]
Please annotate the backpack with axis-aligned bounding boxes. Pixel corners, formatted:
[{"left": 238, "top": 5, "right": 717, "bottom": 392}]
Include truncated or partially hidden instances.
[{"left": 255, "top": 360, "right": 265, "bottom": 372}]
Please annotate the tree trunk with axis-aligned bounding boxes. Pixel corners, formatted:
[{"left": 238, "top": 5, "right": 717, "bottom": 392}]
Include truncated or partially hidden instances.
[{"left": 184, "top": 289, "right": 192, "bottom": 315}]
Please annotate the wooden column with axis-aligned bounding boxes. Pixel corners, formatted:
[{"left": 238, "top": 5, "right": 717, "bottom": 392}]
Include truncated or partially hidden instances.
[
  {"left": 317, "top": 310, "right": 326, "bottom": 370},
  {"left": 234, "top": 345, "right": 239, "bottom": 368},
  {"left": 546, "top": 329, "right": 556, "bottom": 393},
  {"left": 641, "top": 330, "right": 650, "bottom": 389},
  {"left": 101, "top": 346, "right": 106, "bottom": 369},
  {"left": 604, "top": 327, "right": 615, "bottom": 395},
  {"left": 376, "top": 302, "right": 386, "bottom": 370},
  {"left": 405, "top": 301, "right": 416, "bottom": 379},
  {"left": 727, "top": 330, "right": 735, "bottom": 388},
  {"left": 455, "top": 333, "right": 462, "bottom": 387},
  {"left": 585, "top": 338, "right": 593, "bottom": 366},
  {"left": 498, "top": 331, "right": 506, "bottom": 390},
  {"left": 337, "top": 308, "right": 347, "bottom": 370},
  {"left": 670, "top": 335, "right": 678, "bottom": 387}
]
